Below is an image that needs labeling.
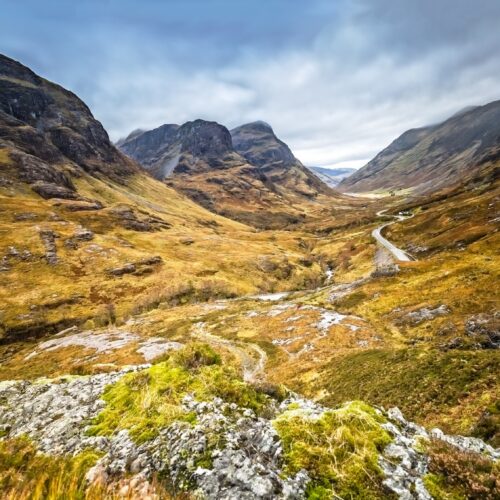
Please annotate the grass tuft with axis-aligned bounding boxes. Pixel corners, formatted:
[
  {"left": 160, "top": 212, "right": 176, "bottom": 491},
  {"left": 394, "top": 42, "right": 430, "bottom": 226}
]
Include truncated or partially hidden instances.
[
  {"left": 273, "top": 400, "right": 392, "bottom": 499},
  {"left": 88, "top": 343, "right": 269, "bottom": 443}
]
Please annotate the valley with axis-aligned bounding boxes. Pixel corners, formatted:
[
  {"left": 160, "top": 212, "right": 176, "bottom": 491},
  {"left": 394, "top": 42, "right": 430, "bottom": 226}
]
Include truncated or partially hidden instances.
[{"left": 0, "top": 53, "right": 498, "bottom": 499}]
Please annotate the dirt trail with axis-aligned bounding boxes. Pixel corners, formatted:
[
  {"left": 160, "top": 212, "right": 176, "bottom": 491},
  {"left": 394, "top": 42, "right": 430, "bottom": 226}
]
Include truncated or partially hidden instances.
[{"left": 192, "top": 322, "right": 267, "bottom": 383}]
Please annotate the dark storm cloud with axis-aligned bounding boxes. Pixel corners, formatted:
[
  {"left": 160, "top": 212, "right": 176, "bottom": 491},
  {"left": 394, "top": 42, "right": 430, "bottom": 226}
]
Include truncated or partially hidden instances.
[{"left": 1, "top": 0, "right": 499, "bottom": 168}]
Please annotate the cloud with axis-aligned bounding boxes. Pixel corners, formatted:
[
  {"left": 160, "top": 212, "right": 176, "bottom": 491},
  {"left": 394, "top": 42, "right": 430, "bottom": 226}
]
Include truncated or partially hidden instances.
[{"left": 2, "top": 0, "right": 500, "bottom": 168}]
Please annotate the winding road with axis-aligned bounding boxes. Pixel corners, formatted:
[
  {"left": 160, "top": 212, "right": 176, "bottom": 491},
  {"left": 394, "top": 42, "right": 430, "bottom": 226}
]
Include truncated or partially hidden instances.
[
  {"left": 372, "top": 210, "right": 414, "bottom": 262},
  {"left": 190, "top": 210, "right": 415, "bottom": 381}
]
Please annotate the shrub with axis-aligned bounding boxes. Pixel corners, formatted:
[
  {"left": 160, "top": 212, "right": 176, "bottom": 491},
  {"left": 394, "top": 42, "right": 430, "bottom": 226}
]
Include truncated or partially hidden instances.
[
  {"left": 0, "top": 437, "right": 100, "bottom": 499},
  {"left": 424, "top": 439, "right": 500, "bottom": 499}
]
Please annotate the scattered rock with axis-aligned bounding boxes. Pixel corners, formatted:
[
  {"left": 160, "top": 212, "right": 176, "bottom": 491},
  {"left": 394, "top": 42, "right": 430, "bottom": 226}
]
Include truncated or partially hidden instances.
[
  {"left": 465, "top": 313, "right": 500, "bottom": 349},
  {"left": 109, "top": 206, "right": 170, "bottom": 232},
  {"left": 31, "top": 181, "right": 79, "bottom": 200},
  {"left": 65, "top": 226, "right": 94, "bottom": 249},
  {"left": 39, "top": 229, "right": 59, "bottom": 264},
  {"left": 441, "top": 337, "right": 464, "bottom": 350},
  {"left": 179, "top": 236, "right": 195, "bottom": 245},
  {"left": 13, "top": 212, "right": 38, "bottom": 221},
  {"left": 135, "top": 256, "right": 162, "bottom": 266},
  {"left": 402, "top": 305, "right": 450, "bottom": 325},
  {"left": 55, "top": 200, "right": 104, "bottom": 211},
  {"left": 406, "top": 243, "right": 430, "bottom": 254},
  {"left": 429, "top": 428, "right": 499, "bottom": 460},
  {"left": 135, "top": 339, "right": 183, "bottom": 361},
  {"left": 371, "top": 264, "right": 399, "bottom": 278},
  {"left": 107, "top": 263, "right": 136, "bottom": 276}
]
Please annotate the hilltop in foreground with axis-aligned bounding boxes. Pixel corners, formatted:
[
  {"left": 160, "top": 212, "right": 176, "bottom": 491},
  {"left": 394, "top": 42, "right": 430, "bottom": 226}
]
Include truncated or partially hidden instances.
[{"left": 0, "top": 54, "right": 499, "bottom": 499}]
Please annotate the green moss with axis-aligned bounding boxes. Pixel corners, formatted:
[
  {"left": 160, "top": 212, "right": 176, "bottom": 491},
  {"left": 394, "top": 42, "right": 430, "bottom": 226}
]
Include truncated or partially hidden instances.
[
  {"left": 89, "top": 343, "right": 269, "bottom": 443},
  {"left": 273, "top": 401, "right": 392, "bottom": 499},
  {"left": 335, "top": 290, "right": 368, "bottom": 309},
  {"left": 423, "top": 473, "right": 465, "bottom": 500}
]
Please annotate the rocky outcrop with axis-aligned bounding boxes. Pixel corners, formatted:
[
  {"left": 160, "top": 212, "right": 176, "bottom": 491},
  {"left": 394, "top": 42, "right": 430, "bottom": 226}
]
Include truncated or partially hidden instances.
[
  {"left": 465, "top": 313, "right": 500, "bottom": 349},
  {"left": 0, "top": 366, "right": 497, "bottom": 499},
  {"left": 39, "top": 229, "right": 58, "bottom": 264},
  {"left": 401, "top": 305, "right": 450, "bottom": 325},
  {"left": 64, "top": 227, "right": 94, "bottom": 249}
]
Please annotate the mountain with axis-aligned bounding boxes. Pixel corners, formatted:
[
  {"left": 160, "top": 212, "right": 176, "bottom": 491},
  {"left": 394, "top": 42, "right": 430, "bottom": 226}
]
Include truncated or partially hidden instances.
[
  {"left": 308, "top": 166, "right": 356, "bottom": 187},
  {"left": 1, "top": 53, "right": 498, "bottom": 499},
  {"left": 1, "top": 53, "right": 351, "bottom": 340},
  {"left": 118, "top": 119, "right": 336, "bottom": 228},
  {"left": 339, "top": 100, "right": 500, "bottom": 193},
  {"left": 0, "top": 54, "right": 138, "bottom": 201},
  {"left": 230, "top": 121, "right": 331, "bottom": 197}
]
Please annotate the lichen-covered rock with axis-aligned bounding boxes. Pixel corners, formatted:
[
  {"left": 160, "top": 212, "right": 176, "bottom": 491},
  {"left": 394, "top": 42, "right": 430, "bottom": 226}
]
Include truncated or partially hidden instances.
[
  {"left": 0, "top": 367, "right": 497, "bottom": 499},
  {"left": 39, "top": 228, "right": 59, "bottom": 264},
  {"left": 465, "top": 313, "right": 500, "bottom": 349},
  {"left": 402, "top": 305, "right": 450, "bottom": 325}
]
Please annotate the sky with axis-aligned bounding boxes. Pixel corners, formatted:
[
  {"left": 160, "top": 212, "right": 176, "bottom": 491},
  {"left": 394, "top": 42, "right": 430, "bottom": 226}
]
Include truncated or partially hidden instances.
[{"left": 2, "top": 0, "right": 500, "bottom": 169}]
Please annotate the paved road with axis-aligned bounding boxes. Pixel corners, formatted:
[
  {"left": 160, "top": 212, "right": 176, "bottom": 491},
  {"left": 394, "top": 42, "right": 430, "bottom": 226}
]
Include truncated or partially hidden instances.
[{"left": 372, "top": 210, "right": 413, "bottom": 262}]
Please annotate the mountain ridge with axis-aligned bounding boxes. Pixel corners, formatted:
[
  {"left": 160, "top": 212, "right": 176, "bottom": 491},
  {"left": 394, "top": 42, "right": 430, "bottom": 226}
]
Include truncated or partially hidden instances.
[
  {"left": 117, "top": 118, "right": 338, "bottom": 228},
  {"left": 339, "top": 100, "right": 500, "bottom": 193}
]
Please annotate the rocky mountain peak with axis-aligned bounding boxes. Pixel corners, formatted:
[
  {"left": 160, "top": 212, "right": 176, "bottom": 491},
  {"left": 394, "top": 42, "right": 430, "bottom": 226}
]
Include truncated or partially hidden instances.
[
  {"left": 0, "top": 54, "right": 42, "bottom": 85},
  {"left": 176, "top": 119, "right": 233, "bottom": 157},
  {"left": 230, "top": 121, "right": 297, "bottom": 168}
]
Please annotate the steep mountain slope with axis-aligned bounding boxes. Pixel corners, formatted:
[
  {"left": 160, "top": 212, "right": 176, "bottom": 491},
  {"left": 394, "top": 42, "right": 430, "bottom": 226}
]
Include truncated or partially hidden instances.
[
  {"left": 0, "top": 54, "right": 138, "bottom": 201},
  {"left": 0, "top": 55, "right": 344, "bottom": 342},
  {"left": 308, "top": 166, "right": 356, "bottom": 187},
  {"left": 230, "top": 121, "right": 331, "bottom": 197},
  {"left": 339, "top": 100, "right": 500, "bottom": 193}
]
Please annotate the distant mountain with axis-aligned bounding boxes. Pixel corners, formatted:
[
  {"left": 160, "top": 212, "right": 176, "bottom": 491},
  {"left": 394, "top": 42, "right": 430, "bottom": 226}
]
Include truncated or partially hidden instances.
[
  {"left": 118, "top": 119, "right": 335, "bottom": 228},
  {"left": 308, "top": 167, "right": 356, "bottom": 187},
  {"left": 0, "top": 54, "right": 137, "bottom": 200},
  {"left": 339, "top": 100, "right": 500, "bottom": 194}
]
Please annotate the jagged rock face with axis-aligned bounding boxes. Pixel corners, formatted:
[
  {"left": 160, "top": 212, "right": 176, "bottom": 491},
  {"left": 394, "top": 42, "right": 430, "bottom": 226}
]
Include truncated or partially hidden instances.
[
  {"left": 0, "top": 53, "right": 138, "bottom": 198},
  {"left": 339, "top": 99, "right": 500, "bottom": 193},
  {"left": 117, "top": 124, "right": 179, "bottom": 164},
  {"left": 177, "top": 120, "right": 233, "bottom": 159},
  {"left": 118, "top": 119, "right": 238, "bottom": 179}
]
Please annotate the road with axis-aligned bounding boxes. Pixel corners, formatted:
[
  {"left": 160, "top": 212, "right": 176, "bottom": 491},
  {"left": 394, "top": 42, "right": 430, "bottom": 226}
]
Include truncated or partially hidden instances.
[
  {"left": 372, "top": 210, "right": 413, "bottom": 262},
  {"left": 189, "top": 210, "right": 414, "bottom": 381}
]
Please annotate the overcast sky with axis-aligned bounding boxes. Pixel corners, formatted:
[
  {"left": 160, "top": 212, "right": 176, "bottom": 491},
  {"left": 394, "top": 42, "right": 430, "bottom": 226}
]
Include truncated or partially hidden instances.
[{"left": 2, "top": 0, "right": 500, "bottom": 169}]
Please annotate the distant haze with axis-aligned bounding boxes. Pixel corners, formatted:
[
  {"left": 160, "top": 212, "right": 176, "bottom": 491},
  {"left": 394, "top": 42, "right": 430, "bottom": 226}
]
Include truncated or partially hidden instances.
[{"left": 2, "top": 0, "right": 500, "bottom": 169}]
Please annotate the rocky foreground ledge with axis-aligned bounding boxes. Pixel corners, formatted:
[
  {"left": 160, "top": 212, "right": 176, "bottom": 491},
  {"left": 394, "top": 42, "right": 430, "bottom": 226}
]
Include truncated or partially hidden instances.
[{"left": 0, "top": 346, "right": 498, "bottom": 499}]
